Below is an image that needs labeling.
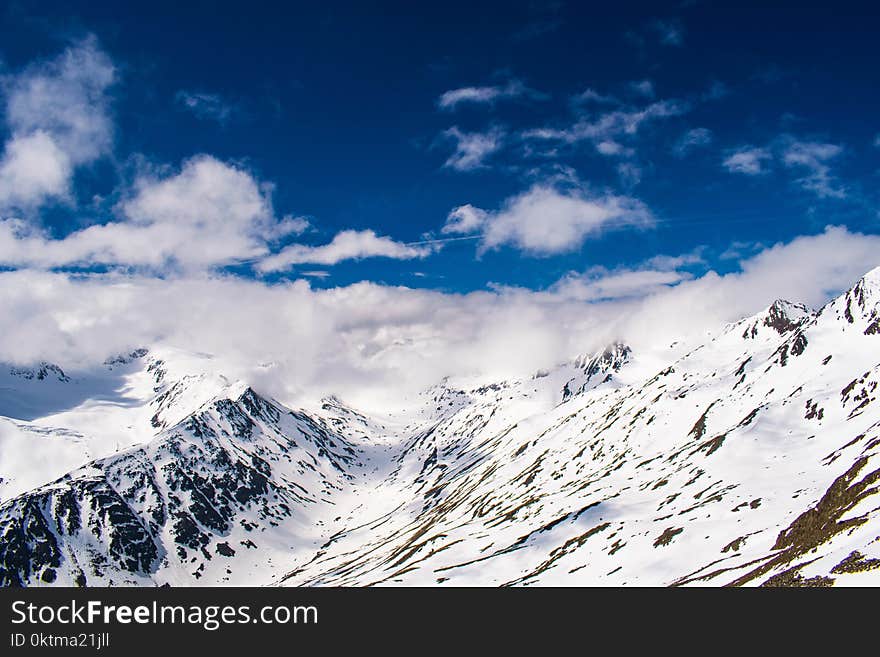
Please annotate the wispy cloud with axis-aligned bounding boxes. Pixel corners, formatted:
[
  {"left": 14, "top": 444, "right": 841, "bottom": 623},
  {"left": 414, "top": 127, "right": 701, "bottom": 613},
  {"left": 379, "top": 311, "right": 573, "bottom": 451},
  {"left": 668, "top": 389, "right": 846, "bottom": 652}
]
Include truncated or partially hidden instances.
[
  {"left": 626, "top": 17, "right": 686, "bottom": 54},
  {"left": 257, "top": 229, "right": 435, "bottom": 271},
  {"left": 550, "top": 266, "right": 693, "bottom": 302},
  {"left": 722, "top": 137, "right": 847, "bottom": 199},
  {"left": 672, "top": 127, "right": 713, "bottom": 157},
  {"left": 781, "top": 140, "right": 846, "bottom": 199},
  {"left": 627, "top": 79, "right": 655, "bottom": 99},
  {"left": 175, "top": 91, "right": 237, "bottom": 125},
  {"left": 511, "top": 0, "right": 564, "bottom": 42},
  {"left": 523, "top": 98, "right": 689, "bottom": 154},
  {"left": 441, "top": 126, "right": 504, "bottom": 171},
  {"left": 722, "top": 146, "right": 772, "bottom": 175},
  {"left": 571, "top": 88, "right": 620, "bottom": 106},
  {"left": 616, "top": 161, "right": 643, "bottom": 187},
  {"left": 437, "top": 79, "right": 544, "bottom": 111},
  {"left": 651, "top": 19, "right": 685, "bottom": 46},
  {"left": 702, "top": 80, "right": 729, "bottom": 101}
]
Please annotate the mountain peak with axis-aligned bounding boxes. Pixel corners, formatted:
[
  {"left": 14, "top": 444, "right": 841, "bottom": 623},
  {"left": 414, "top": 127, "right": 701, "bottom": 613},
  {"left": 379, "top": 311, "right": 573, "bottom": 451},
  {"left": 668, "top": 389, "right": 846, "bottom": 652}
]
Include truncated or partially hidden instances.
[
  {"left": 763, "top": 300, "right": 811, "bottom": 334},
  {"left": 735, "top": 299, "right": 811, "bottom": 341},
  {"left": 818, "top": 265, "right": 880, "bottom": 334},
  {"left": 7, "top": 362, "right": 69, "bottom": 383},
  {"left": 103, "top": 348, "right": 149, "bottom": 368},
  {"left": 563, "top": 342, "right": 632, "bottom": 401}
]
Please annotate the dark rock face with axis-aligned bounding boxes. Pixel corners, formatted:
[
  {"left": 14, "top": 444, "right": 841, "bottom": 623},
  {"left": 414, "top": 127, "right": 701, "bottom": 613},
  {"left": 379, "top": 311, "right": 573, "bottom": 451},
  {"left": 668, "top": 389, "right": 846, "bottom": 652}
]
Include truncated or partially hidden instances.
[
  {"left": 8, "top": 362, "right": 69, "bottom": 383},
  {"left": 742, "top": 300, "right": 811, "bottom": 340},
  {"left": 563, "top": 343, "right": 632, "bottom": 402},
  {"left": 0, "top": 388, "right": 360, "bottom": 586},
  {"left": 103, "top": 348, "right": 149, "bottom": 367},
  {"left": 764, "top": 301, "right": 808, "bottom": 334}
]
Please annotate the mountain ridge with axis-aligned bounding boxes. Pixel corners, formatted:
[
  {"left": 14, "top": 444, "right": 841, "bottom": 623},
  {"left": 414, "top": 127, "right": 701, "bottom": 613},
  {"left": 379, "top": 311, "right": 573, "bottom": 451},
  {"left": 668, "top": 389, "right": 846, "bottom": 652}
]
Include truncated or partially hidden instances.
[{"left": 2, "top": 268, "right": 880, "bottom": 586}]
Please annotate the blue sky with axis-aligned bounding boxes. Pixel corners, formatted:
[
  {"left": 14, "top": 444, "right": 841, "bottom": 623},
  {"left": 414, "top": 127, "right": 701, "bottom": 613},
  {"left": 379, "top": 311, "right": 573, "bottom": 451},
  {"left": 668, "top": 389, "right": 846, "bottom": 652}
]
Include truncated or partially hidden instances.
[{"left": 0, "top": 0, "right": 878, "bottom": 293}]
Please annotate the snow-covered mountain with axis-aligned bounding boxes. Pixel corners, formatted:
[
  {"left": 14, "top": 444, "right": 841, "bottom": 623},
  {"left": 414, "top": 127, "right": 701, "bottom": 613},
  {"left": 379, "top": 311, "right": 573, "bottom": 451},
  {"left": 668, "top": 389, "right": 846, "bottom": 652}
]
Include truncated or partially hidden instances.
[{"left": 2, "top": 266, "right": 880, "bottom": 587}]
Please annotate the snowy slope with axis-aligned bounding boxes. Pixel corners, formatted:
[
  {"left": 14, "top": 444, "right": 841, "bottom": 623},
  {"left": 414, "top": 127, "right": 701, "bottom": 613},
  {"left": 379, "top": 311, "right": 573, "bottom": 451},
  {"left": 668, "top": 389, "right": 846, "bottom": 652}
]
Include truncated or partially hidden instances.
[{"left": 2, "top": 267, "right": 880, "bottom": 587}]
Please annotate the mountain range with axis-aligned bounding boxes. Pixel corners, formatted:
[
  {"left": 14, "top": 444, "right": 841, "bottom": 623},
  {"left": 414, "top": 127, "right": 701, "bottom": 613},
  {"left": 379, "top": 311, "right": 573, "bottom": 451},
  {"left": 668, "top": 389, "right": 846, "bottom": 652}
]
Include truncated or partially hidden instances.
[{"left": 2, "top": 266, "right": 880, "bottom": 587}]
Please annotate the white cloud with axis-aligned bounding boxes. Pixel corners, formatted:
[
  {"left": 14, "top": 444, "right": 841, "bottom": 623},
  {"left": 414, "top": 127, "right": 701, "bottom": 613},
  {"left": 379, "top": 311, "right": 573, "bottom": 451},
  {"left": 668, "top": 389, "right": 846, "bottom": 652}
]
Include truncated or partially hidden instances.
[
  {"left": 449, "top": 183, "right": 654, "bottom": 255},
  {"left": 269, "top": 215, "right": 311, "bottom": 239},
  {"left": 0, "top": 131, "right": 72, "bottom": 207},
  {"left": 596, "top": 140, "right": 631, "bottom": 156},
  {"left": 523, "top": 99, "right": 689, "bottom": 151},
  {"left": 4, "top": 36, "right": 115, "bottom": 163},
  {"left": 643, "top": 250, "right": 705, "bottom": 270},
  {"left": 0, "top": 155, "right": 280, "bottom": 270},
  {"left": 723, "top": 146, "right": 772, "bottom": 175},
  {"left": 0, "top": 226, "right": 876, "bottom": 413},
  {"left": 551, "top": 267, "right": 692, "bottom": 302},
  {"left": 781, "top": 140, "right": 846, "bottom": 199},
  {"left": 442, "top": 204, "right": 488, "bottom": 235},
  {"left": 257, "top": 229, "right": 434, "bottom": 271},
  {"left": 437, "top": 79, "right": 542, "bottom": 110},
  {"left": 722, "top": 138, "right": 847, "bottom": 199},
  {"left": 175, "top": 91, "right": 236, "bottom": 124},
  {"left": 623, "top": 226, "right": 880, "bottom": 342},
  {"left": 442, "top": 126, "right": 503, "bottom": 171},
  {"left": 0, "top": 37, "right": 115, "bottom": 211},
  {"left": 672, "top": 127, "right": 713, "bottom": 157}
]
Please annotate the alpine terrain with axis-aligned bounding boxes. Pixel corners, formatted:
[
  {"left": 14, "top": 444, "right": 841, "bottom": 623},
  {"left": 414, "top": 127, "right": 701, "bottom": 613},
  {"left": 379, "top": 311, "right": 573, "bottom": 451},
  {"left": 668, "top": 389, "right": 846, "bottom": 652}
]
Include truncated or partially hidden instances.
[{"left": 2, "top": 266, "right": 880, "bottom": 587}]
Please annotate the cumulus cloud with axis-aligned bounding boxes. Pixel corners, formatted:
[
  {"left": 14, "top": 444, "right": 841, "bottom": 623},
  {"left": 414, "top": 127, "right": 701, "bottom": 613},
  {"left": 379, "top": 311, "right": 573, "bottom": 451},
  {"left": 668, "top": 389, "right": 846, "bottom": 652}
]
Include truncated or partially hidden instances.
[
  {"left": 0, "top": 37, "right": 115, "bottom": 211},
  {"left": 444, "top": 183, "right": 654, "bottom": 255},
  {"left": 442, "top": 126, "right": 503, "bottom": 171},
  {"left": 437, "top": 79, "right": 543, "bottom": 110},
  {"left": 0, "top": 156, "right": 281, "bottom": 270},
  {"left": 175, "top": 91, "right": 236, "bottom": 124},
  {"left": 442, "top": 204, "right": 488, "bottom": 235},
  {"left": 0, "top": 226, "right": 876, "bottom": 412},
  {"left": 257, "top": 229, "right": 434, "bottom": 271},
  {"left": 0, "top": 131, "right": 72, "bottom": 207}
]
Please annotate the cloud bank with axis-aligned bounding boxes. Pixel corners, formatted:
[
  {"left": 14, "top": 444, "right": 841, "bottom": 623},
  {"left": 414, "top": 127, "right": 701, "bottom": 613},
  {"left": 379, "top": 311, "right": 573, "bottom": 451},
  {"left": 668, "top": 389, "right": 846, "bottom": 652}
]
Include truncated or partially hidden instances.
[{"left": 2, "top": 226, "right": 876, "bottom": 412}]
